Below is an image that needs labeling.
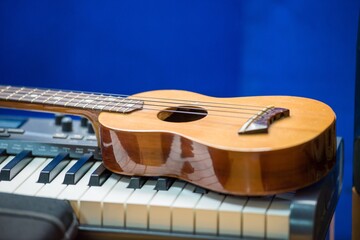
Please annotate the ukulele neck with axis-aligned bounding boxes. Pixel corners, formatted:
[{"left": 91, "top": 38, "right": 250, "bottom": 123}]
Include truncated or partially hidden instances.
[{"left": 0, "top": 86, "right": 143, "bottom": 116}]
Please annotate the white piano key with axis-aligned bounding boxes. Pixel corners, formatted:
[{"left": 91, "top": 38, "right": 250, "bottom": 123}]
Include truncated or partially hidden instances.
[
  {"left": 171, "top": 184, "right": 202, "bottom": 233},
  {"left": 79, "top": 174, "right": 120, "bottom": 225},
  {"left": 148, "top": 181, "right": 185, "bottom": 231},
  {"left": 266, "top": 197, "right": 292, "bottom": 239},
  {"left": 58, "top": 161, "right": 102, "bottom": 218},
  {"left": 218, "top": 195, "right": 248, "bottom": 237},
  {"left": 194, "top": 191, "right": 225, "bottom": 235},
  {"left": 0, "top": 156, "right": 14, "bottom": 170},
  {"left": 125, "top": 180, "right": 157, "bottom": 229},
  {"left": 36, "top": 160, "right": 77, "bottom": 198},
  {"left": 242, "top": 196, "right": 273, "bottom": 238},
  {"left": 102, "top": 177, "right": 135, "bottom": 227},
  {"left": 0, "top": 157, "right": 46, "bottom": 193},
  {"left": 14, "top": 158, "right": 53, "bottom": 196}
]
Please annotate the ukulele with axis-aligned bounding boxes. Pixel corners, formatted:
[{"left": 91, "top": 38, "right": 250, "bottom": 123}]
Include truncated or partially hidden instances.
[{"left": 0, "top": 85, "right": 336, "bottom": 196}]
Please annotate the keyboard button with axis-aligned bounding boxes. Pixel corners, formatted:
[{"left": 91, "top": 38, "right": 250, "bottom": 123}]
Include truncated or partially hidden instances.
[
  {"left": 0, "top": 133, "right": 10, "bottom": 138},
  {"left": 125, "top": 180, "right": 158, "bottom": 229},
  {"left": 171, "top": 184, "right": 202, "bottom": 233},
  {"left": 63, "top": 154, "right": 95, "bottom": 185},
  {"left": 7, "top": 128, "right": 25, "bottom": 134},
  {"left": 242, "top": 196, "right": 273, "bottom": 238},
  {"left": 0, "top": 150, "right": 32, "bottom": 181},
  {"left": 219, "top": 195, "right": 248, "bottom": 237},
  {"left": 194, "top": 191, "right": 225, "bottom": 235},
  {"left": 79, "top": 174, "right": 120, "bottom": 225},
  {"left": 102, "top": 177, "right": 135, "bottom": 227},
  {"left": 70, "top": 134, "right": 84, "bottom": 140},
  {"left": 38, "top": 152, "right": 70, "bottom": 183},
  {"left": 53, "top": 133, "right": 68, "bottom": 139},
  {"left": 149, "top": 181, "right": 185, "bottom": 231},
  {"left": 88, "top": 163, "right": 112, "bottom": 186},
  {"left": 86, "top": 135, "right": 97, "bottom": 141}
]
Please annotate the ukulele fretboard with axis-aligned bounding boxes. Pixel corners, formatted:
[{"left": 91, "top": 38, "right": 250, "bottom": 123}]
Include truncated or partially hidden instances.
[{"left": 0, "top": 86, "right": 143, "bottom": 113}]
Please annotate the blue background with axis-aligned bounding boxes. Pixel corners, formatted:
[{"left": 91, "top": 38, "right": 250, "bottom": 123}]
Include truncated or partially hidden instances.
[{"left": 0, "top": 1, "right": 358, "bottom": 238}]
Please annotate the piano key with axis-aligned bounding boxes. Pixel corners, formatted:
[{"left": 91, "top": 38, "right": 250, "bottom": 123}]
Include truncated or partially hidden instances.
[
  {"left": 218, "top": 195, "right": 248, "bottom": 237},
  {"left": 193, "top": 186, "right": 209, "bottom": 194},
  {"left": 79, "top": 174, "right": 120, "bottom": 225},
  {"left": 36, "top": 160, "right": 78, "bottom": 198},
  {"left": 242, "top": 196, "right": 273, "bottom": 238},
  {"left": 171, "top": 184, "right": 202, "bottom": 233},
  {"left": 102, "top": 177, "right": 135, "bottom": 227},
  {"left": 63, "top": 153, "right": 95, "bottom": 185},
  {"left": 154, "top": 177, "right": 175, "bottom": 191},
  {"left": 125, "top": 180, "right": 158, "bottom": 229},
  {"left": 0, "top": 157, "right": 46, "bottom": 193},
  {"left": 148, "top": 180, "right": 185, "bottom": 231},
  {"left": 0, "top": 149, "right": 7, "bottom": 164},
  {"left": 127, "top": 176, "right": 147, "bottom": 189},
  {"left": 0, "top": 150, "right": 32, "bottom": 181},
  {"left": 194, "top": 191, "right": 225, "bottom": 235},
  {"left": 58, "top": 161, "right": 102, "bottom": 218},
  {"left": 14, "top": 158, "right": 52, "bottom": 196},
  {"left": 266, "top": 196, "right": 292, "bottom": 239},
  {"left": 0, "top": 155, "right": 14, "bottom": 170},
  {"left": 38, "top": 152, "right": 70, "bottom": 183},
  {"left": 88, "top": 163, "right": 112, "bottom": 186}
]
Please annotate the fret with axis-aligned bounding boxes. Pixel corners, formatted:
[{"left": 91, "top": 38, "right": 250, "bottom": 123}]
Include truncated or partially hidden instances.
[
  {"left": 63, "top": 92, "right": 78, "bottom": 107},
  {"left": 0, "top": 86, "right": 10, "bottom": 94},
  {"left": 73, "top": 93, "right": 90, "bottom": 108},
  {"left": 18, "top": 88, "right": 38, "bottom": 101},
  {"left": 0, "top": 85, "right": 144, "bottom": 113},
  {"left": 5, "top": 87, "right": 24, "bottom": 100},
  {"left": 119, "top": 99, "right": 137, "bottom": 113},
  {"left": 90, "top": 95, "right": 102, "bottom": 110},
  {"left": 42, "top": 89, "right": 61, "bottom": 104},
  {"left": 108, "top": 97, "right": 126, "bottom": 112},
  {"left": 53, "top": 91, "right": 69, "bottom": 105},
  {"left": 79, "top": 96, "right": 95, "bottom": 109},
  {"left": 92, "top": 96, "right": 115, "bottom": 111}
]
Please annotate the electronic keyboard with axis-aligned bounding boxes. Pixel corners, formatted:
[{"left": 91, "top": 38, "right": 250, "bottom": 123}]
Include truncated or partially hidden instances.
[{"left": 0, "top": 115, "right": 343, "bottom": 239}]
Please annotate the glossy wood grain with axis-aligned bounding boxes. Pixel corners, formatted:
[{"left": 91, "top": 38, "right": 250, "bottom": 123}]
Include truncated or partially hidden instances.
[
  {"left": 99, "top": 90, "right": 336, "bottom": 195},
  {"left": 0, "top": 88, "right": 336, "bottom": 195}
]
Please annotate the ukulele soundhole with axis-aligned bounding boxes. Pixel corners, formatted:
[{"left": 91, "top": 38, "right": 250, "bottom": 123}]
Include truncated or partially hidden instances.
[{"left": 157, "top": 106, "right": 207, "bottom": 123}]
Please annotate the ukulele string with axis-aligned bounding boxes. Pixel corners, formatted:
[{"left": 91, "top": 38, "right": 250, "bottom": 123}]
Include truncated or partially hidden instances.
[
  {"left": 1, "top": 86, "right": 273, "bottom": 119},
  {"left": 23, "top": 91, "right": 263, "bottom": 119},
  {"left": 0, "top": 86, "right": 267, "bottom": 111}
]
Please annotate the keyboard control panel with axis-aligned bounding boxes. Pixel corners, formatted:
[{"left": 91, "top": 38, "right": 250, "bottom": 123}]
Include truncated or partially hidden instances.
[{"left": 0, "top": 115, "right": 101, "bottom": 159}]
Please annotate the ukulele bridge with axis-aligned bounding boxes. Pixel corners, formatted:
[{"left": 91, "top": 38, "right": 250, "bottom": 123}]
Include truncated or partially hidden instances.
[{"left": 238, "top": 106, "right": 290, "bottom": 134}]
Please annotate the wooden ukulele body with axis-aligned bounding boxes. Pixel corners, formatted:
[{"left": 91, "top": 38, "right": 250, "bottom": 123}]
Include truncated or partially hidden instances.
[{"left": 98, "top": 90, "right": 336, "bottom": 195}]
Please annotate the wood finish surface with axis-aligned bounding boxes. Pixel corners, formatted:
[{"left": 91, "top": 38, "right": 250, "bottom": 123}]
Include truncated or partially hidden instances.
[
  {"left": 0, "top": 87, "right": 336, "bottom": 195},
  {"left": 99, "top": 90, "right": 336, "bottom": 195}
]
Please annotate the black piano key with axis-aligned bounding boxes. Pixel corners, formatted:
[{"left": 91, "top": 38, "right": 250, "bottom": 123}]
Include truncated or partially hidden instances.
[
  {"left": 0, "top": 150, "right": 32, "bottom": 181},
  {"left": 63, "top": 154, "right": 95, "bottom": 185},
  {"left": 88, "top": 163, "right": 112, "bottom": 186},
  {"left": 0, "top": 149, "right": 7, "bottom": 164},
  {"left": 38, "top": 152, "right": 70, "bottom": 183},
  {"left": 127, "top": 176, "right": 147, "bottom": 189},
  {"left": 194, "top": 186, "right": 209, "bottom": 194},
  {"left": 154, "top": 177, "right": 175, "bottom": 191}
]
